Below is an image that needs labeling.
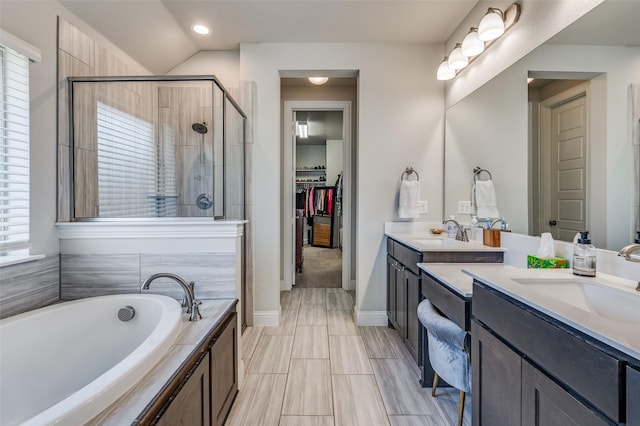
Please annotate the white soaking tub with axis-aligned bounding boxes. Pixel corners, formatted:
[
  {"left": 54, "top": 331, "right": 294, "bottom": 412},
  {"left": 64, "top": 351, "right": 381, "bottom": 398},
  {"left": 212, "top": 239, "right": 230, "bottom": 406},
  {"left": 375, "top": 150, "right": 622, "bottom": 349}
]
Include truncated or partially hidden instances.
[{"left": 0, "top": 294, "right": 184, "bottom": 426}]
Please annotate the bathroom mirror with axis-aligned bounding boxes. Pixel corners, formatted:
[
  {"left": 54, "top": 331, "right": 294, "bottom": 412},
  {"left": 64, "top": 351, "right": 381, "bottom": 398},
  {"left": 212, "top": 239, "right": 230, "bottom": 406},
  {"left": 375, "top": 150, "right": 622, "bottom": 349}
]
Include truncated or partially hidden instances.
[
  {"left": 444, "top": 1, "right": 640, "bottom": 251},
  {"left": 68, "top": 76, "right": 245, "bottom": 220}
]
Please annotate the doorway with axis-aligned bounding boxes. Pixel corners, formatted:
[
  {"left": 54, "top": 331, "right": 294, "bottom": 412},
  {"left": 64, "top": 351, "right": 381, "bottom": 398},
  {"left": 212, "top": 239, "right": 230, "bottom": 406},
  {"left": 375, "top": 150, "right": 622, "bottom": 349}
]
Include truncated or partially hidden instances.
[
  {"left": 530, "top": 79, "right": 590, "bottom": 241},
  {"left": 294, "top": 110, "right": 344, "bottom": 288},
  {"left": 283, "top": 100, "right": 353, "bottom": 294}
]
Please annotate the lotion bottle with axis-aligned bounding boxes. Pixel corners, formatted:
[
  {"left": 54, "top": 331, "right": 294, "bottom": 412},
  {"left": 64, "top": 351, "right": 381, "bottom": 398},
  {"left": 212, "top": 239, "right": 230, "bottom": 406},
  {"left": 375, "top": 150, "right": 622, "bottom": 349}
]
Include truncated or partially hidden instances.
[{"left": 573, "top": 231, "right": 596, "bottom": 277}]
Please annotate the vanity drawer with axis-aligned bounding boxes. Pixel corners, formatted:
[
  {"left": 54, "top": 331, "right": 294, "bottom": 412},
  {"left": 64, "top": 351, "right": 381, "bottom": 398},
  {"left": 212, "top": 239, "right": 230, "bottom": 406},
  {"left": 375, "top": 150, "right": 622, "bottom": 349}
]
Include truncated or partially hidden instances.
[
  {"left": 421, "top": 272, "right": 470, "bottom": 330},
  {"left": 391, "top": 241, "right": 422, "bottom": 275},
  {"left": 473, "top": 282, "right": 623, "bottom": 422},
  {"left": 627, "top": 366, "right": 640, "bottom": 425}
]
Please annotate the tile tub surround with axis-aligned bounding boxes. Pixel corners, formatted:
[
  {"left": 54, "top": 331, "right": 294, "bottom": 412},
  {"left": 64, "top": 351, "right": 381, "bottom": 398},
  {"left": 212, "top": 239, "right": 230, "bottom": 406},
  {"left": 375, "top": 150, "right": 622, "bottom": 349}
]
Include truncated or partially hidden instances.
[
  {"left": 0, "top": 256, "right": 60, "bottom": 319},
  {"left": 56, "top": 220, "right": 246, "bottom": 306},
  {"left": 86, "top": 299, "right": 237, "bottom": 425}
]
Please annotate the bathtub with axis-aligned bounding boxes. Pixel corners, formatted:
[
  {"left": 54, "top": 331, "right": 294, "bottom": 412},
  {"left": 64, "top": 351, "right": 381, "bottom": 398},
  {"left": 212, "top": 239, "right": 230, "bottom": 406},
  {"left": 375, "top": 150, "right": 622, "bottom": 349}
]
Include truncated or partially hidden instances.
[{"left": 0, "top": 294, "right": 184, "bottom": 426}]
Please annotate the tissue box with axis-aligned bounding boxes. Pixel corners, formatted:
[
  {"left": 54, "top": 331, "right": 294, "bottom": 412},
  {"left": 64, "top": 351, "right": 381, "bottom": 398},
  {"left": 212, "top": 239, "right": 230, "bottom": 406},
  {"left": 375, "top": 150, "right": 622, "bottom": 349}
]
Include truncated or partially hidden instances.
[{"left": 527, "top": 255, "right": 567, "bottom": 269}]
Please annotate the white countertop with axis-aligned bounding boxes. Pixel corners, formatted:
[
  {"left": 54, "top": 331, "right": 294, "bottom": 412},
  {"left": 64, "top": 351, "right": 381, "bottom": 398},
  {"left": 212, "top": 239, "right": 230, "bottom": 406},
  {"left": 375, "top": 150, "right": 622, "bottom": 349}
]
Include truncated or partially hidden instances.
[
  {"left": 386, "top": 231, "right": 506, "bottom": 253},
  {"left": 462, "top": 265, "right": 640, "bottom": 361},
  {"left": 418, "top": 263, "right": 517, "bottom": 297}
]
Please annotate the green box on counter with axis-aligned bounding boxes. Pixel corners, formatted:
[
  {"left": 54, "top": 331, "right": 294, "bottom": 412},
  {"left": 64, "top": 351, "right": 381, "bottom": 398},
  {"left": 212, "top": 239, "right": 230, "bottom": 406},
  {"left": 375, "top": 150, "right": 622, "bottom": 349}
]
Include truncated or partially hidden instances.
[{"left": 527, "top": 255, "right": 568, "bottom": 269}]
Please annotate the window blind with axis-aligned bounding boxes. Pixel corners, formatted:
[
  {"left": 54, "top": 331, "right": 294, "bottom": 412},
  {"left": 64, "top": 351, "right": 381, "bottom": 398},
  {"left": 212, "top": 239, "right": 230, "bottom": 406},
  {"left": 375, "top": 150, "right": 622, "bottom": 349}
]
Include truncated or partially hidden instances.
[
  {"left": 96, "top": 101, "right": 159, "bottom": 217},
  {"left": 0, "top": 44, "right": 30, "bottom": 253}
]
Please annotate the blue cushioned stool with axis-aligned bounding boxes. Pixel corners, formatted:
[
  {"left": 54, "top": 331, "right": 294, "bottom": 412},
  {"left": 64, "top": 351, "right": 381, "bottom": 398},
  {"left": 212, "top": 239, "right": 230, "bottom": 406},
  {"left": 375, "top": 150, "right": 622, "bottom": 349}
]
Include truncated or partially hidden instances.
[{"left": 418, "top": 299, "right": 471, "bottom": 426}]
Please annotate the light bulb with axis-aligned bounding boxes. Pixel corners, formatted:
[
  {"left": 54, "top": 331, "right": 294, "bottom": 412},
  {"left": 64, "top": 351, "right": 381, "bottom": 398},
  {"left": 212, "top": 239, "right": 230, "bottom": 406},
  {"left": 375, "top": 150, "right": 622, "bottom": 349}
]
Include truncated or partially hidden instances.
[
  {"left": 478, "top": 8, "right": 505, "bottom": 41},
  {"left": 461, "top": 28, "right": 484, "bottom": 57},
  {"left": 447, "top": 43, "right": 468, "bottom": 70},
  {"left": 436, "top": 57, "right": 455, "bottom": 81}
]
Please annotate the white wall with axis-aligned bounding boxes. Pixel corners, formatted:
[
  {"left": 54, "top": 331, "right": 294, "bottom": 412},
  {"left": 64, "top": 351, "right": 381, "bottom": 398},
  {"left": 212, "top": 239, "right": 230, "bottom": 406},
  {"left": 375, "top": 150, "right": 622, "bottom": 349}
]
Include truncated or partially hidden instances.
[
  {"left": 445, "top": 44, "right": 640, "bottom": 251},
  {"left": 239, "top": 42, "right": 445, "bottom": 324},
  {"left": 0, "top": 0, "right": 149, "bottom": 256},
  {"left": 326, "top": 139, "right": 343, "bottom": 185},
  {"left": 296, "top": 145, "right": 326, "bottom": 169},
  {"left": 167, "top": 51, "right": 240, "bottom": 93}
]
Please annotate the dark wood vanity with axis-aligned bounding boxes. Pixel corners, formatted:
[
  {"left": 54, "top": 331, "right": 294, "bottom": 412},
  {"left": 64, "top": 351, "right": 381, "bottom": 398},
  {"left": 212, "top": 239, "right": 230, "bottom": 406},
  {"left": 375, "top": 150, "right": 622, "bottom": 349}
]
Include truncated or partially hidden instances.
[
  {"left": 472, "top": 281, "right": 640, "bottom": 425},
  {"left": 385, "top": 235, "right": 502, "bottom": 385}
]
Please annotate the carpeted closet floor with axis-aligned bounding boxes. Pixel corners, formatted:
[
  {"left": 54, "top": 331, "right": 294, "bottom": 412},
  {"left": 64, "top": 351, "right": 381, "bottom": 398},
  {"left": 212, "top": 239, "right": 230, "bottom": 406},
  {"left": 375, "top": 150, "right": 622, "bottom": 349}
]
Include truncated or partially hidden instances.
[{"left": 295, "top": 246, "right": 342, "bottom": 288}]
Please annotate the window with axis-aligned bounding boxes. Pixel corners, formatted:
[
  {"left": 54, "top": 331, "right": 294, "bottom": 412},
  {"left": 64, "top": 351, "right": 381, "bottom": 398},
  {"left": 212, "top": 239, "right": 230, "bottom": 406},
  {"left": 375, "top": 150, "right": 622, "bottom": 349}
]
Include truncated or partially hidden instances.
[{"left": 0, "top": 43, "right": 30, "bottom": 256}]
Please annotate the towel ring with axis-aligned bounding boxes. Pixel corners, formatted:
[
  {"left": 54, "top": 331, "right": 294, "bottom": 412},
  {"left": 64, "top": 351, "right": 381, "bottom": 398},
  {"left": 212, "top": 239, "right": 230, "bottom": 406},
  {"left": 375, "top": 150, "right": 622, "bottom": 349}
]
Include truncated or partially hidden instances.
[
  {"left": 401, "top": 166, "right": 420, "bottom": 181},
  {"left": 473, "top": 167, "right": 492, "bottom": 182}
]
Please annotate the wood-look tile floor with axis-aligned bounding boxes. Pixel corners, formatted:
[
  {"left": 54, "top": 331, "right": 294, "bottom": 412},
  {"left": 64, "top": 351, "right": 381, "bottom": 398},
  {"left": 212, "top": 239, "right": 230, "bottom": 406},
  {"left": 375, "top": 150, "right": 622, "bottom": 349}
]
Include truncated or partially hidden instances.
[{"left": 228, "top": 288, "right": 471, "bottom": 426}]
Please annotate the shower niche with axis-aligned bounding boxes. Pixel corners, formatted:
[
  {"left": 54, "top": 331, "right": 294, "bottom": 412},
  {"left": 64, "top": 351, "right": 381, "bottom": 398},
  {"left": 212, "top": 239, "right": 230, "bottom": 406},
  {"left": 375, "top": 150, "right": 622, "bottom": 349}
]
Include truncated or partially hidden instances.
[{"left": 67, "top": 77, "right": 245, "bottom": 220}]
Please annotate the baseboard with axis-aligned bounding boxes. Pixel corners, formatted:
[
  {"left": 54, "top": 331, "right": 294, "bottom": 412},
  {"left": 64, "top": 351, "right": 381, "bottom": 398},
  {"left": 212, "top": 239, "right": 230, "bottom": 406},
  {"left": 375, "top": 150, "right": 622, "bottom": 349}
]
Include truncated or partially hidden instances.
[
  {"left": 253, "top": 310, "right": 279, "bottom": 326},
  {"left": 355, "top": 310, "right": 388, "bottom": 326}
]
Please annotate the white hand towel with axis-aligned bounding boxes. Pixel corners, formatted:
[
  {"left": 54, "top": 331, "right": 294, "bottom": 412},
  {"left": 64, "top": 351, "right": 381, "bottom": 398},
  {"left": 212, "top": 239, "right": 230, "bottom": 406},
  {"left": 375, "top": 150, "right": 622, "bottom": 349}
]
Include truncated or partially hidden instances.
[
  {"left": 398, "top": 180, "right": 420, "bottom": 219},
  {"left": 474, "top": 180, "right": 500, "bottom": 219}
]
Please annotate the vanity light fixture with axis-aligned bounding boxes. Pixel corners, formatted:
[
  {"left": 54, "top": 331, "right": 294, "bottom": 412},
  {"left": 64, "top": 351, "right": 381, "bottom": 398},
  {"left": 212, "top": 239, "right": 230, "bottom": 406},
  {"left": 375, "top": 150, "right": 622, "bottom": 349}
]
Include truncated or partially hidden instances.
[
  {"left": 192, "top": 24, "right": 211, "bottom": 35},
  {"left": 308, "top": 77, "right": 329, "bottom": 85},
  {"left": 436, "top": 3, "right": 520, "bottom": 80},
  {"left": 448, "top": 43, "right": 469, "bottom": 70},
  {"left": 437, "top": 56, "right": 456, "bottom": 81},
  {"left": 461, "top": 28, "right": 485, "bottom": 57}
]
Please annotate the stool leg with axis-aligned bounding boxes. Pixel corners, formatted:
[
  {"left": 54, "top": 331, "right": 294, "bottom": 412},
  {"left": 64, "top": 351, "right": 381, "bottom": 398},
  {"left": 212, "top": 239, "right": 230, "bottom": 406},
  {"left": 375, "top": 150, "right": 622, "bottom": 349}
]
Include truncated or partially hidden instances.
[
  {"left": 458, "top": 391, "right": 466, "bottom": 426},
  {"left": 431, "top": 373, "right": 439, "bottom": 397}
]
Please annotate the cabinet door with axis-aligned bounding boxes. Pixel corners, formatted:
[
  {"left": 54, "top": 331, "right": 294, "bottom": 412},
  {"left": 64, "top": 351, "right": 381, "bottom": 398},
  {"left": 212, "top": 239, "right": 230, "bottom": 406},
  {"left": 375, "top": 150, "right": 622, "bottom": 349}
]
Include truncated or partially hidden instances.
[
  {"left": 211, "top": 314, "right": 238, "bottom": 426},
  {"left": 405, "top": 268, "right": 421, "bottom": 364},
  {"left": 387, "top": 255, "right": 397, "bottom": 327},
  {"left": 472, "top": 321, "right": 522, "bottom": 426},
  {"left": 156, "top": 352, "right": 210, "bottom": 426},
  {"left": 522, "top": 361, "right": 609, "bottom": 426},
  {"left": 396, "top": 264, "right": 407, "bottom": 340},
  {"left": 627, "top": 366, "right": 640, "bottom": 426}
]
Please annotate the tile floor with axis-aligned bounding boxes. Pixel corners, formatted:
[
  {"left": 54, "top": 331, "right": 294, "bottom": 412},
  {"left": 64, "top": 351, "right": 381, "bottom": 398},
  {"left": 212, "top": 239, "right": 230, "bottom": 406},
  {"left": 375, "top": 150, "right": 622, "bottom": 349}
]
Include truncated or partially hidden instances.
[{"left": 226, "top": 288, "right": 471, "bottom": 426}]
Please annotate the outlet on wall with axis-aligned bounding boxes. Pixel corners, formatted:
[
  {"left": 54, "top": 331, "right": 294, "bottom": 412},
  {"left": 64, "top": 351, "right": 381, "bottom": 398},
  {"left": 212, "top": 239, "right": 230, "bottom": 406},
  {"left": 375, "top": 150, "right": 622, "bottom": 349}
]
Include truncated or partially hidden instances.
[
  {"left": 458, "top": 200, "right": 471, "bottom": 214},
  {"left": 418, "top": 200, "right": 428, "bottom": 214}
]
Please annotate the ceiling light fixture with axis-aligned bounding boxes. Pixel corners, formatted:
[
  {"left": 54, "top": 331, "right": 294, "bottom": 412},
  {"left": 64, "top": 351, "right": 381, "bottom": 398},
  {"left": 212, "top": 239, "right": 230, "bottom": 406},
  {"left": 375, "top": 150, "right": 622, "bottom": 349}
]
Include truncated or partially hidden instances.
[
  {"left": 192, "top": 24, "right": 211, "bottom": 35},
  {"left": 296, "top": 121, "right": 308, "bottom": 138},
  {"left": 436, "top": 3, "right": 520, "bottom": 80},
  {"left": 308, "top": 77, "right": 329, "bottom": 85},
  {"left": 436, "top": 57, "right": 455, "bottom": 81}
]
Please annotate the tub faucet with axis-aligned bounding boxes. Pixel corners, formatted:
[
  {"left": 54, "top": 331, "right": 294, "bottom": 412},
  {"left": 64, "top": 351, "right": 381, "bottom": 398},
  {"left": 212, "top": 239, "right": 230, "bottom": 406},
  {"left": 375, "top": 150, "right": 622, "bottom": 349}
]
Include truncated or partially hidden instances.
[
  {"left": 141, "top": 273, "right": 202, "bottom": 321},
  {"left": 618, "top": 243, "right": 640, "bottom": 264},
  {"left": 442, "top": 218, "right": 469, "bottom": 242}
]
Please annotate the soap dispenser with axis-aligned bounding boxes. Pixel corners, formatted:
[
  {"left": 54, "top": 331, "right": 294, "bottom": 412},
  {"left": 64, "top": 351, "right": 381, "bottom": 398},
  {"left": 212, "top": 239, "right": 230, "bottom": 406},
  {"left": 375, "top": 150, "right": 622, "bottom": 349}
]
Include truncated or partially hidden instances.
[
  {"left": 573, "top": 231, "right": 596, "bottom": 277},
  {"left": 447, "top": 215, "right": 457, "bottom": 238}
]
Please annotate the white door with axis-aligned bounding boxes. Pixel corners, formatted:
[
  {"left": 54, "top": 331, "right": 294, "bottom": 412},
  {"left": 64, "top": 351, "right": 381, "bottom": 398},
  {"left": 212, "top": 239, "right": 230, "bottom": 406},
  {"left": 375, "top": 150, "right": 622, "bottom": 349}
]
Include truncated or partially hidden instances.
[{"left": 548, "top": 94, "right": 587, "bottom": 241}]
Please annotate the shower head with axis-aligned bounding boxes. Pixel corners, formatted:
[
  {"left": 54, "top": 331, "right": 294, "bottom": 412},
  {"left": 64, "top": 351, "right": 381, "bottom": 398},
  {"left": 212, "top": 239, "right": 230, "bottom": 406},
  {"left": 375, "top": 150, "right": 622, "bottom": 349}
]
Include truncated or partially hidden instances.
[{"left": 192, "top": 122, "right": 208, "bottom": 134}]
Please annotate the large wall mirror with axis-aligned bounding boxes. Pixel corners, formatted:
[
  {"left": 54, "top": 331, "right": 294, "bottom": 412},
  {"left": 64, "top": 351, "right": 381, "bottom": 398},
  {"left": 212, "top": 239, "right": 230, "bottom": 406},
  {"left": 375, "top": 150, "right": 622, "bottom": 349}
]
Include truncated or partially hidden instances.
[{"left": 444, "top": 1, "right": 640, "bottom": 251}]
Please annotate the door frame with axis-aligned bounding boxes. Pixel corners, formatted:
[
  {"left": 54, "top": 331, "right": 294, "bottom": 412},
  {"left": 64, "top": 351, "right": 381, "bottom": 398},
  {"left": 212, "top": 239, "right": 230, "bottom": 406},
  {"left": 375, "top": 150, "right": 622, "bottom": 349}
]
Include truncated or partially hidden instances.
[
  {"left": 283, "top": 100, "right": 352, "bottom": 291},
  {"left": 537, "top": 82, "right": 590, "bottom": 237}
]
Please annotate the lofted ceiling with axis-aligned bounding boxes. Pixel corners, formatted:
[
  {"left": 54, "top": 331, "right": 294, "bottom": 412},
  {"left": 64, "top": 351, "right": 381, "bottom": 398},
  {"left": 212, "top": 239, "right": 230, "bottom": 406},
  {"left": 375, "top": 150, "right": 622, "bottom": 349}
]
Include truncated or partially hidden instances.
[{"left": 59, "top": 0, "right": 478, "bottom": 74}]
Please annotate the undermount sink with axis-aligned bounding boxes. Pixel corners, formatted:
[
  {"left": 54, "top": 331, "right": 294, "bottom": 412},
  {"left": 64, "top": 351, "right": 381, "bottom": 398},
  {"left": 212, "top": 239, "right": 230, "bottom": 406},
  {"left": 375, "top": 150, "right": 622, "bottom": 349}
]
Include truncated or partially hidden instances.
[{"left": 512, "top": 278, "right": 640, "bottom": 325}]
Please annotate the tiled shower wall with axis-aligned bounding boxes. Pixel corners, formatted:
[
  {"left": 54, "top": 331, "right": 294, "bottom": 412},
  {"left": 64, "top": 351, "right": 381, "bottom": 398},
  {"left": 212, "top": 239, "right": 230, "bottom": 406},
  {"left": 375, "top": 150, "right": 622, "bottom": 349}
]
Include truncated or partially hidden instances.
[{"left": 0, "top": 256, "right": 60, "bottom": 319}]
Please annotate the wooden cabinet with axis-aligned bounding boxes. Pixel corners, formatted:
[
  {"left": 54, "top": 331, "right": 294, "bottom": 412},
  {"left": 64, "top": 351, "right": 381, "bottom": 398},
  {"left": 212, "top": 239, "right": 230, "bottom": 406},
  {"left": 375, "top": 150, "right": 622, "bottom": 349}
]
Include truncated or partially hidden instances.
[
  {"left": 152, "top": 311, "right": 238, "bottom": 426},
  {"left": 522, "top": 361, "right": 608, "bottom": 426},
  {"left": 405, "top": 269, "right": 421, "bottom": 362},
  {"left": 627, "top": 366, "right": 640, "bottom": 425},
  {"left": 471, "top": 321, "right": 522, "bottom": 426},
  {"left": 156, "top": 352, "right": 211, "bottom": 426},
  {"left": 210, "top": 314, "right": 238, "bottom": 426},
  {"left": 472, "top": 281, "right": 624, "bottom": 425}
]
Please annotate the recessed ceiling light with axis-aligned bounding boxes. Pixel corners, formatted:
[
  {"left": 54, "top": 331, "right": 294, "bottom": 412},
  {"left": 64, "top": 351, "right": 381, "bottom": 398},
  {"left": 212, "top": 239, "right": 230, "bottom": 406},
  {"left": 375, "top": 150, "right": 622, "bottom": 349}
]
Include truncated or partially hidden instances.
[
  {"left": 192, "top": 24, "right": 211, "bottom": 35},
  {"left": 308, "top": 77, "right": 329, "bottom": 85}
]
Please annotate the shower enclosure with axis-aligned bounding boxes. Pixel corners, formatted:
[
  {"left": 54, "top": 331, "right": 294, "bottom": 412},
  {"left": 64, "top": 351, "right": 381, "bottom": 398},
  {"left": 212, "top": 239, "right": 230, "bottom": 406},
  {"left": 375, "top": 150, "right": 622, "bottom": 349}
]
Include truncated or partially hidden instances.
[{"left": 67, "top": 76, "right": 245, "bottom": 221}]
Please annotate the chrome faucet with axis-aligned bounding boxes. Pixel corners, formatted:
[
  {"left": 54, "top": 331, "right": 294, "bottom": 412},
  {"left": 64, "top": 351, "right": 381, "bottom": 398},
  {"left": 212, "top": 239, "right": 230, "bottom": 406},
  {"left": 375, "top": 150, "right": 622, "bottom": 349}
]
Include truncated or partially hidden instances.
[
  {"left": 141, "top": 273, "right": 202, "bottom": 321},
  {"left": 442, "top": 218, "right": 469, "bottom": 242},
  {"left": 489, "top": 217, "right": 508, "bottom": 230},
  {"left": 618, "top": 243, "right": 640, "bottom": 264}
]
